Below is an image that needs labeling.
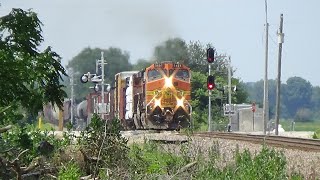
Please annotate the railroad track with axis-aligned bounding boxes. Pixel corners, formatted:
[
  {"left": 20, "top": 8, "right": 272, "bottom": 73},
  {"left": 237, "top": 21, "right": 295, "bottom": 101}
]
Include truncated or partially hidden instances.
[{"left": 192, "top": 132, "right": 320, "bottom": 152}]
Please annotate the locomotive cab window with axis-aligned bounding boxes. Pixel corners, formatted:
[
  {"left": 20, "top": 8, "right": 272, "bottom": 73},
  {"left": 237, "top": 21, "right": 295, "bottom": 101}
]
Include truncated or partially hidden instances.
[
  {"left": 147, "top": 69, "right": 163, "bottom": 81},
  {"left": 175, "top": 69, "right": 190, "bottom": 81}
]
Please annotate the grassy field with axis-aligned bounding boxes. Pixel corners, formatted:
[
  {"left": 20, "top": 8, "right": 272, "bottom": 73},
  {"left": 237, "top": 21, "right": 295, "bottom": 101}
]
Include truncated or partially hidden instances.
[{"left": 280, "top": 120, "right": 320, "bottom": 131}]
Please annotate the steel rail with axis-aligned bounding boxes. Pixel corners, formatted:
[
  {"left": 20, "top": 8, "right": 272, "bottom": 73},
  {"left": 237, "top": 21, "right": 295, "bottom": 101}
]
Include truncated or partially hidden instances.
[{"left": 191, "top": 132, "right": 320, "bottom": 152}]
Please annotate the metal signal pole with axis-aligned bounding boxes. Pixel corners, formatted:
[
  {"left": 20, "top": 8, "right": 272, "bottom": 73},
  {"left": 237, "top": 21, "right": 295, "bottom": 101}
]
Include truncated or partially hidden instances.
[
  {"left": 100, "top": 52, "right": 106, "bottom": 119},
  {"left": 70, "top": 70, "right": 75, "bottom": 126},
  {"left": 208, "top": 63, "right": 212, "bottom": 132},
  {"left": 228, "top": 56, "right": 232, "bottom": 129},
  {"left": 275, "top": 14, "right": 284, "bottom": 135}
]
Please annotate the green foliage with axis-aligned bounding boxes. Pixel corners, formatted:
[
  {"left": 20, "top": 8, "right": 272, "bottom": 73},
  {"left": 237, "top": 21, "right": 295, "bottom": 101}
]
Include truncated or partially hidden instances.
[
  {"left": 284, "top": 77, "right": 312, "bottom": 118},
  {"left": 312, "top": 129, "right": 320, "bottom": 139},
  {"left": 234, "top": 147, "right": 287, "bottom": 179},
  {"left": 186, "top": 41, "right": 210, "bottom": 72},
  {"left": 0, "top": 8, "right": 67, "bottom": 115},
  {"left": 194, "top": 146, "right": 288, "bottom": 180},
  {"left": 1, "top": 124, "right": 69, "bottom": 164},
  {"left": 0, "top": 122, "right": 74, "bottom": 178},
  {"left": 0, "top": 105, "right": 24, "bottom": 126},
  {"left": 295, "top": 107, "right": 313, "bottom": 122},
  {"left": 312, "top": 132, "right": 318, "bottom": 139},
  {"left": 311, "top": 86, "right": 320, "bottom": 111},
  {"left": 244, "top": 77, "right": 320, "bottom": 120},
  {"left": 132, "top": 58, "right": 153, "bottom": 71},
  {"left": 126, "top": 140, "right": 302, "bottom": 179},
  {"left": 153, "top": 37, "right": 189, "bottom": 64},
  {"left": 58, "top": 162, "right": 82, "bottom": 180},
  {"left": 77, "top": 114, "right": 129, "bottom": 177},
  {"left": 129, "top": 142, "right": 185, "bottom": 179}
]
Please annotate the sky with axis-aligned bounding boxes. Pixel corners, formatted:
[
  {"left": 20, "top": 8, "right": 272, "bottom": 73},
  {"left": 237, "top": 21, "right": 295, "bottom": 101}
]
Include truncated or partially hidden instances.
[{"left": 1, "top": 0, "right": 320, "bottom": 86}]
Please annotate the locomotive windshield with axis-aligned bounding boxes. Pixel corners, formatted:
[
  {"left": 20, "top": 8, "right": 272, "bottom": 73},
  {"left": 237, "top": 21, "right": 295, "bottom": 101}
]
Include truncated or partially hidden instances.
[
  {"left": 147, "top": 69, "right": 163, "bottom": 81},
  {"left": 175, "top": 69, "right": 190, "bottom": 81}
]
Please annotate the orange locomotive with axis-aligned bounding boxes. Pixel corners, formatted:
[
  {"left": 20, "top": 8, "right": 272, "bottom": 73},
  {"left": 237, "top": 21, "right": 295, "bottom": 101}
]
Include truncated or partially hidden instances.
[{"left": 114, "top": 61, "right": 192, "bottom": 130}]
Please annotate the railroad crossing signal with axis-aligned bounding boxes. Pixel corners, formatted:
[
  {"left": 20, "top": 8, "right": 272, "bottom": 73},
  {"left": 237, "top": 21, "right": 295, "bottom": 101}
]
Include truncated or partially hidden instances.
[
  {"left": 207, "top": 75, "right": 215, "bottom": 90},
  {"left": 206, "top": 48, "right": 215, "bottom": 63},
  {"left": 252, "top": 102, "right": 256, "bottom": 113}
]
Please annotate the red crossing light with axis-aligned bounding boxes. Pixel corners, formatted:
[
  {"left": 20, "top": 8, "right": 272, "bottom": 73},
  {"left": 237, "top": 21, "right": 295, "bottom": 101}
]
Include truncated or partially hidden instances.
[
  {"left": 207, "top": 75, "right": 215, "bottom": 90},
  {"left": 207, "top": 48, "right": 215, "bottom": 63}
]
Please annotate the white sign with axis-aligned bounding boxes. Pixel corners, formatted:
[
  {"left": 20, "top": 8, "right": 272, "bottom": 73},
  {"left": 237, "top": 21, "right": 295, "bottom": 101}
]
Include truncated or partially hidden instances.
[{"left": 98, "top": 103, "right": 109, "bottom": 114}]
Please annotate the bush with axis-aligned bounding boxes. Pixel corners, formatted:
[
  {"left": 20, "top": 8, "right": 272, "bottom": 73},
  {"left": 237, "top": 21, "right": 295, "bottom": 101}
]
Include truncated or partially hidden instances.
[
  {"left": 76, "top": 114, "right": 129, "bottom": 178},
  {"left": 312, "top": 129, "right": 320, "bottom": 139},
  {"left": 128, "top": 141, "right": 185, "bottom": 178},
  {"left": 58, "top": 162, "right": 81, "bottom": 180}
]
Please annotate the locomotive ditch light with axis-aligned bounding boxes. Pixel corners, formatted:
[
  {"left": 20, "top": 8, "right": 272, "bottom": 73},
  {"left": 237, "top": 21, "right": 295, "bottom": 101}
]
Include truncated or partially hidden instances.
[
  {"left": 165, "top": 77, "right": 173, "bottom": 88},
  {"left": 177, "top": 98, "right": 184, "bottom": 107},
  {"left": 155, "top": 99, "right": 161, "bottom": 107}
]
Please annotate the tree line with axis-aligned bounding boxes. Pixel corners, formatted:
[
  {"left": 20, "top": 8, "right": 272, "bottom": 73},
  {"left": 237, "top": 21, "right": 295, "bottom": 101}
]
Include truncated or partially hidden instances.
[{"left": 244, "top": 77, "right": 320, "bottom": 122}]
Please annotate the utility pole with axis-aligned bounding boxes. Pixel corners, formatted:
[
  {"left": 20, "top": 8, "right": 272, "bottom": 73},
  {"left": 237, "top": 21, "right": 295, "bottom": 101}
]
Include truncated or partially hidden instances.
[
  {"left": 228, "top": 56, "right": 232, "bottom": 130},
  {"left": 275, "top": 14, "right": 284, "bottom": 135},
  {"left": 208, "top": 63, "right": 212, "bottom": 132},
  {"left": 263, "top": 0, "right": 269, "bottom": 135}
]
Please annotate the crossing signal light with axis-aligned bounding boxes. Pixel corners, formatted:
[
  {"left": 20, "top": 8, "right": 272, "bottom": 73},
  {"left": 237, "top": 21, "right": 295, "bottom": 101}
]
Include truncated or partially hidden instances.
[
  {"left": 207, "top": 75, "right": 215, "bottom": 90},
  {"left": 207, "top": 48, "right": 215, "bottom": 63}
]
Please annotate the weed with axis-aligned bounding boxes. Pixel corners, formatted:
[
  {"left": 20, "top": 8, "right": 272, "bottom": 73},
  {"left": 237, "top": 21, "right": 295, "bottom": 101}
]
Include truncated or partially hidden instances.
[{"left": 58, "top": 162, "right": 82, "bottom": 180}]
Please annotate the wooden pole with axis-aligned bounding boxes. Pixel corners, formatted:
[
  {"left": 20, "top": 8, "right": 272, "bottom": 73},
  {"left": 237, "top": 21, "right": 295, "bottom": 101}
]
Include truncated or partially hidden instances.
[{"left": 58, "top": 109, "right": 63, "bottom": 131}]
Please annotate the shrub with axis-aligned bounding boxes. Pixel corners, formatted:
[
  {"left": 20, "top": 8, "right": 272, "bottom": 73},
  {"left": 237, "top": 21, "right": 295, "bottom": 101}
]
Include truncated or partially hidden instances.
[
  {"left": 77, "top": 114, "right": 129, "bottom": 178},
  {"left": 58, "top": 162, "right": 81, "bottom": 180}
]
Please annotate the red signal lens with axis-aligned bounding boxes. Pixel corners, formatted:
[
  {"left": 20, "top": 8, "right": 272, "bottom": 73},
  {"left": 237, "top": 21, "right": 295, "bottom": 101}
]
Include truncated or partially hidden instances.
[{"left": 207, "top": 75, "right": 215, "bottom": 90}]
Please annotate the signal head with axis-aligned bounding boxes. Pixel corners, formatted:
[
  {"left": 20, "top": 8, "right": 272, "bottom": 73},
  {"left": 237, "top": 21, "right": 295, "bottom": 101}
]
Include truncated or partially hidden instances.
[
  {"left": 207, "top": 75, "right": 215, "bottom": 90},
  {"left": 207, "top": 48, "right": 215, "bottom": 63}
]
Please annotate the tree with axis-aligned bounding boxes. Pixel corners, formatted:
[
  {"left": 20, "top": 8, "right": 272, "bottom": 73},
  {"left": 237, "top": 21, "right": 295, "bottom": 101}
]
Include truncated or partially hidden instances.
[
  {"left": 295, "top": 107, "right": 313, "bottom": 122},
  {"left": 153, "top": 38, "right": 189, "bottom": 64},
  {"left": 311, "top": 86, "right": 320, "bottom": 109},
  {"left": 67, "top": 47, "right": 132, "bottom": 100},
  {"left": 283, "top": 77, "right": 312, "bottom": 118},
  {"left": 244, "top": 79, "right": 290, "bottom": 118},
  {"left": 0, "top": 8, "right": 67, "bottom": 116},
  {"left": 132, "top": 58, "right": 153, "bottom": 71}
]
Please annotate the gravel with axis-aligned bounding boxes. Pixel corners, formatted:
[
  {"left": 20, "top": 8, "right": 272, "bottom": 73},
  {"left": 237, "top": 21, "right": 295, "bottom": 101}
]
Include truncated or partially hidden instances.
[{"left": 122, "top": 131, "right": 320, "bottom": 178}]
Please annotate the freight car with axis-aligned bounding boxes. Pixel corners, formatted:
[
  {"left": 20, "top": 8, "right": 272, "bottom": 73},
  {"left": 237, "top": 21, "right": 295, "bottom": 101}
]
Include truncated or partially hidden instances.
[{"left": 86, "top": 61, "right": 192, "bottom": 130}]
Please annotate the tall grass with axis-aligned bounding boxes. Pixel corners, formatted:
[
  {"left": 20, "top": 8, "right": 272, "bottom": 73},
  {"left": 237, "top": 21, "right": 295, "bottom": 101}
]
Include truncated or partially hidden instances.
[
  {"left": 280, "top": 120, "right": 320, "bottom": 131},
  {"left": 127, "top": 141, "right": 305, "bottom": 179}
]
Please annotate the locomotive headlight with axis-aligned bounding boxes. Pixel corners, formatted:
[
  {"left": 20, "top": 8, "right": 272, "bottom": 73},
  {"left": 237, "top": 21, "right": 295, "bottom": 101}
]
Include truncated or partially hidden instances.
[
  {"left": 176, "top": 98, "right": 184, "bottom": 107},
  {"left": 165, "top": 77, "right": 173, "bottom": 88}
]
